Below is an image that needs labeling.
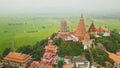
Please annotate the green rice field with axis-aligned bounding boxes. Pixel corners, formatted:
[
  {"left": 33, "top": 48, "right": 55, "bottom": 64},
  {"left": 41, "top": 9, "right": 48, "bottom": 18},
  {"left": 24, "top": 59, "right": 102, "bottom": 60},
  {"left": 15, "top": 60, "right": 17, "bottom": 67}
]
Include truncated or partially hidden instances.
[{"left": 0, "top": 16, "right": 120, "bottom": 54}]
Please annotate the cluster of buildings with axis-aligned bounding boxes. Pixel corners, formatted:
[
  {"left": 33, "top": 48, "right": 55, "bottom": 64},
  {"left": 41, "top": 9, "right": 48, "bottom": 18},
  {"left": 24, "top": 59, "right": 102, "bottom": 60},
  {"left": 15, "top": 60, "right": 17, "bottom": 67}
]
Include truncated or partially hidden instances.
[
  {"left": 63, "top": 55, "right": 90, "bottom": 68},
  {"left": 1, "top": 14, "right": 119, "bottom": 68},
  {"left": 29, "top": 38, "right": 59, "bottom": 68},
  {"left": 55, "top": 14, "right": 110, "bottom": 50}
]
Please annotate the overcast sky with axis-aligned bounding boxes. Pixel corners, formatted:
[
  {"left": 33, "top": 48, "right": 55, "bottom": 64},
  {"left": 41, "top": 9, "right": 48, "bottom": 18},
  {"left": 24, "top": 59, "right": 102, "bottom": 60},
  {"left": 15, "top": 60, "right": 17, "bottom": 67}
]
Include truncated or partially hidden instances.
[{"left": 0, "top": 0, "right": 120, "bottom": 14}]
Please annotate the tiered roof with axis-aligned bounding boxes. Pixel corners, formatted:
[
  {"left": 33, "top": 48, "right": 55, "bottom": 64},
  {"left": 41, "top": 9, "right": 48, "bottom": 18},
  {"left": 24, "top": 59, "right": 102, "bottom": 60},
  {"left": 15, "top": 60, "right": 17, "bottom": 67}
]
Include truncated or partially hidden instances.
[
  {"left": 73, "top": 14, "right": 86, "bottom": 40},
  {"left": 45, "top": 45, "right": 58, "bottom": 51},
  {"left": 88, "top": 21, "right": 96, "bottom": 33},
  {"left": 4, "top": 52, "right": 31, "bottom": 63},
  {"left": 97, "top": 26, "right": 107, "bottom": 32}
]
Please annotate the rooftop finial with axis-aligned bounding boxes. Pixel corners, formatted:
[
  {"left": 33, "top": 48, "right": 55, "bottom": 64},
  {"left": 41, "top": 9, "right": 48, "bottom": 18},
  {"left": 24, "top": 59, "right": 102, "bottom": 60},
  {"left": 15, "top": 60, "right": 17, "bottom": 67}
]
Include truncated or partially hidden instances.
[
  {"left": 81, "top": 12, "right": 83, "bottom": 18},
  {"left": 91, "top": 20, "right": 94, "bottom": 23}
]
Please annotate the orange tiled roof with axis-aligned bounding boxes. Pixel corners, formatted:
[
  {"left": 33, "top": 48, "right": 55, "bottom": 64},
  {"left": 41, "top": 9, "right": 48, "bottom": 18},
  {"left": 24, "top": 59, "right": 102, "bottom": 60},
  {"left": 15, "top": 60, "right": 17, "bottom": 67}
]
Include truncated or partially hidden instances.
[
  {"left": 106, "top": 51, "right": 120, "bottom": 63},
  {"left": 0, "top": 62, "right": 3, "bottom": 65},
  {"left": 105, "top": 61, "right": 111, "bottom": 65},
  {"left": 97, "top": 26, "right": 108, "bottom": 32},
  {"left": 72, "top": 14, "right": 86, "bottom": 40},
  {"left": 4, "top": 52, "right": 31, "bottom": 63},
  {"left": 63, "top": 64, "right": 73, "bottom": 68},
  {"left": 116, "top": 52, "right": 120, "bottom": 56},
  {"left": 45, "top": 45, "right": 58, "bottom": 51}
]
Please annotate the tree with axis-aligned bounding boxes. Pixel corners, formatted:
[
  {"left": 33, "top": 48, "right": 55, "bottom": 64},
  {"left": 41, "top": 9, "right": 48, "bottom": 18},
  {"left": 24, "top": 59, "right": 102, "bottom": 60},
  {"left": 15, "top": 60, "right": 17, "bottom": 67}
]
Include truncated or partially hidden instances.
[
  {"left": 95, "top": 30, "right": 120, "bottom": 54},
  {"left": 16, "top": 45, "right": 33, "bottom": 54},
  {"left": 0, "top": 54, "right": 2, "bottom": 61},
  {"left": 91, "top": 48, "right": 114, "bottom": 66},
  {"left": 50, "top": 33, "right": 57, "bottom": 39},
  {"left": 58, "top": 41, "right": 84, "bottom": 56},
  {"left": 53, "top": 38, "right": 62, "bottom": 45},
  {"left": 2, "top": 48, "right": 12, "bottom": 57},
  {"left": 32, "top": 39, "right": 47, "bottom": 60}
]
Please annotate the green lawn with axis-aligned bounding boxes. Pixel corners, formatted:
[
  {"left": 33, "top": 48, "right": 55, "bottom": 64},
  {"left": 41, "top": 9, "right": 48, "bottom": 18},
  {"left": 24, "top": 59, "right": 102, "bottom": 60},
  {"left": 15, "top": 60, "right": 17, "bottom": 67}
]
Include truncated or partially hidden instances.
[{"left": 0, "top": 16, "right": 120, "bottom": 54}]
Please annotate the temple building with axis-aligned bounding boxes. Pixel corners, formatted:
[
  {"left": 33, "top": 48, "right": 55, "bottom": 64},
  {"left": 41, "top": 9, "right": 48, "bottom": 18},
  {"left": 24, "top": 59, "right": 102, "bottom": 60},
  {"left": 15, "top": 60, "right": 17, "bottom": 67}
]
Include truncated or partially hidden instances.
[
  {"left": 72, "top": 14, "right": 86, "bottom": 40},
  {"left": 55, "top": 14, "right": 87, "bottom": 42},
  {"left": 0, "top": 61, "right": 3, "bottom": 68},
  {"left": 97, "top": 26, "right": 107, "bottom": 33},
  {"left": 4, "top": 52, "right": 32, "bottom": 68},
  {"left": 88, "top": 21, "right": 110, "bottom": 37},
  {"left": 82, "top": 33, "right": 92, "bottom": 50},
  {"left": 63, "top": 56, "right": 74, "bottom": 68},
  {"left": 88, "top": 20, "right": 96, "bottom": 34},
  {"left": 63, "top": 64, "right": 73, "bottom": 68},
  {"left": 106, "top": 51, "right": 120, "bottom": 68},
  {"left": 73, "top": 55, "right": 90, "bottom": 68},
  {"left": 54, "top": 14, "right": 93, "bottom": 49},
  {"left": 61, "top": 19, "right": 67, "bottom": 32},
  {"left": 55, "top": 19, "right": 79, "bottom": 42},
  {"left": 29, "top": 38, "right": 59, "bottom": 68},
  {"left": 96, "top": 26, "right": 110, "bottom": 36}
]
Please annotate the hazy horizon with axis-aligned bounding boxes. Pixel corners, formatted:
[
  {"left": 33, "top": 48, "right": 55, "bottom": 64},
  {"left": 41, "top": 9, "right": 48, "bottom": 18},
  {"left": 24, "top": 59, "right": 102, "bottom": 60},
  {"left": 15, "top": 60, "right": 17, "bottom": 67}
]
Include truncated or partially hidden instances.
[{"left": 0, "top": 0, "right": 120, "bottom": 15}]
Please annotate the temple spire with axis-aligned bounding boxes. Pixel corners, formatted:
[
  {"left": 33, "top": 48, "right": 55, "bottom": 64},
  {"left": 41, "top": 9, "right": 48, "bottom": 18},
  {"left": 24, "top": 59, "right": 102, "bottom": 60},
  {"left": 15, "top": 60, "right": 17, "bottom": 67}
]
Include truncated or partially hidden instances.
[
  {"left": 81, "top": 13, "right": 83, "bottom": 18},
  {"left": 88, "top": 20, "right": 96, "bottom": 34},
  {"left": 61, "top": 19, "right": 67, "bottom": 32},
  {"left": 91, "top": 20, "right": 93, "bottom": 23},
  {"left": 73, "top": 13, "right": 86, "bottom": 40}
]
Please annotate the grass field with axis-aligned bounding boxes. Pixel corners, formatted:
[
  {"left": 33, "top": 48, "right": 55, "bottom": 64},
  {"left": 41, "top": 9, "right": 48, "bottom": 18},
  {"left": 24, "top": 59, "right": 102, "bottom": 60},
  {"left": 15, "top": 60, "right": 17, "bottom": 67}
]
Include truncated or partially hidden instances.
[{"left": 0, "top": 16, "right": 120, "bottom": 54}]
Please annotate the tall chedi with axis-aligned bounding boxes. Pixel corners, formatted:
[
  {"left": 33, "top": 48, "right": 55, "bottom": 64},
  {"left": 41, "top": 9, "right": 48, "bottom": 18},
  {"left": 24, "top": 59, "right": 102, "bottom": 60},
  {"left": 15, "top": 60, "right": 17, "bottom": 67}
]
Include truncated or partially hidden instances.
[
  {"left": 61, "top": 19, "right": 67, "bottom": 32},
  {"left": 73, "top": 13, "right": 86, "bottom": 40}
]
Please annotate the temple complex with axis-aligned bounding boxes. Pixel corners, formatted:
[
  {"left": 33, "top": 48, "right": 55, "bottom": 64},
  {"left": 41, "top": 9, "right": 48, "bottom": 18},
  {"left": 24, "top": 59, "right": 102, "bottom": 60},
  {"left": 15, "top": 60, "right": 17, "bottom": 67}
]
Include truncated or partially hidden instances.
[
  {"left": 55, "top": 14, "right": 87, "bottom": 41},
  {"left": 4, "top": 52, "right": 32, "bottom": 68},
  {"left": 55, "top": 14, "right": 93, "bottom": 49},
  {"left": 29, "top": 38, "right": 59, "bottom": 68}
]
